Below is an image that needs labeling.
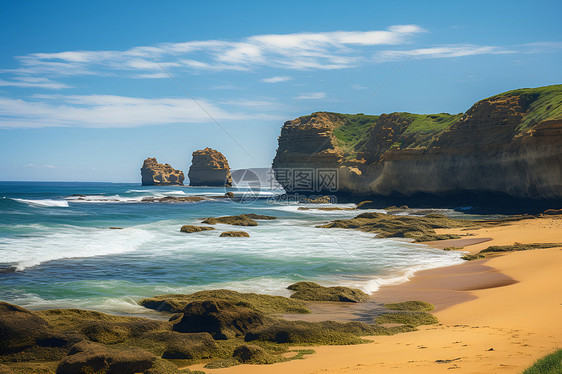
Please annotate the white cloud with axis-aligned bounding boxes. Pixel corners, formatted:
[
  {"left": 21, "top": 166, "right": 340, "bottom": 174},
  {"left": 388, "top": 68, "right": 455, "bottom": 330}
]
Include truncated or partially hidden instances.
[
  {"left": 0, "top": 94, "right": 281, "bottom": 129},
  {"left": 374, "top": 45, "right": 515, "bottom": 62},
  {"left": 261, "top": 76, "right": 292, "bottom": 83},
  {"left": 1, "top": 25, "right": 425, "bottom": 85},
  {"left": 0, "top": 78, "right": 71, "bottom": 89},
  {"left": 294, "top": 92, "right": 326, "bottom": 100}
]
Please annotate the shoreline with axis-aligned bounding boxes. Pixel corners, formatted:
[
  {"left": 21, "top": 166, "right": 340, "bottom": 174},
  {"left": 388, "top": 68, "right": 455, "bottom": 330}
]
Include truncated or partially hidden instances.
[{"left": 188, "top": 216, "right": 562, "bottom": 373}]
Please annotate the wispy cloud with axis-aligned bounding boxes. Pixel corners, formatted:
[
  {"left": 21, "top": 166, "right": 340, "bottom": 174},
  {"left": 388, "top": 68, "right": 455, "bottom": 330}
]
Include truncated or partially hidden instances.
[
  {"left": 1, "top": 25, "right": 425, "bottom": 86},
  {"left": 374, "top": 45, "right": 515, "bottom": 62},
  {"left": 0, "top": 94, "right": 281, "bottom": 129},
  {"left": 261, "top": 76, "right": 292, "bottom": 83},
  {"left": 0, "top": 77, "right": 71, "bottom": 89},
  {"left": 294, "top": 92, "right": 326, "bottom": 100}
]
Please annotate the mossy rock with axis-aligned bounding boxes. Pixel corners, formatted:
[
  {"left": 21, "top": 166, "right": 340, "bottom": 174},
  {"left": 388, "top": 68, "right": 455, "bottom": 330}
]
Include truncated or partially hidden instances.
[
  {"left": 201, "top": 214, "right": 276, "bottom": 227},
  {"left": 232, "top": 344, "right": 278, "bottom": 364},
  {"left": 180, "top": 225, "right": 215, "bottom": 233},
  {"left": 375, "top": 311, "right": 438, "bottom": 327},
  {"left": 317, "top": 212, "right": 474, "bottom": 242},
  {"left": 287, "top": 282, "right": 369, "bottom": 303},
  {"left": 219, "top": 231, "right": 250, "bottom": 238},
  {"left": 384, "top": 301, "right": 434, "bottom": 311},
  {"left": 160, "top": 332, "right": 217, "bottom": 360},
  {"left": 139, "top": 289, "right": 310, "bottom": 315},
  {"left": 56, "top": 341, "right": 158, "bottom": 374},
  {"left": 172, "top": 300, "right": 265, "bottom": 340},
  {"left": 244, "top": 320, "right": 366, "bottom": 345}
]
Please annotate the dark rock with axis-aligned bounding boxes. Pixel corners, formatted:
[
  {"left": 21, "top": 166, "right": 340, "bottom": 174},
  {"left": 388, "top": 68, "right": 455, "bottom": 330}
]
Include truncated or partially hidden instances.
[
  {"left": 232, "top": 344, "right": 272, "bottom": 364},
  {"left": 180, "top": 225, "right": 215, "bottom": 233},
  {"left": 224, "top": 192, "right": 235, "bottom": 198},
  {"left": 219, "top": 231, "right": 250, "bottom": 237},
  {"left": 201, "top": 215, "right": 258, "bottom": 226},
  {"left": 287, "top": 282, "right": 369, "bottom": 303},
  {"left": 56, "top": 341, "right": 156, "bottom": 374},
  {"left": 0, "top": 302, "right": 51, "bottom": 353},
  {"left": 172, "top": 300, "right": 265, "bottom": 340},
  {"left": 159, "top": 332, "right": 217, "bottom": 359}
]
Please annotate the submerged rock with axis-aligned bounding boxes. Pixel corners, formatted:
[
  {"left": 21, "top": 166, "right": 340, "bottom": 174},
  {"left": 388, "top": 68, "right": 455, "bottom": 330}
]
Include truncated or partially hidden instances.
[
  {"left": 141, "top": 158, "right": 185, "bottom": 186},
  {"left": 201, "top": 214, "right": 276, "bottom": 226},
  {"left": 318, "top": 212, "right": 473, "bottom": 242},
  {"left": 287, "top": 282, "right": 369, "bottom": 303},
  {"left": 188, "top": 148, "right": 232, "bottom": 187},
  {"left": 180, "top": 225, "right": 215, "bottom": 233},
  {"left": 172, "top": 300, "right": 265, "bottom": 340},
  {"left": 219, "top": 231, "right": 250, "bottom": 237}
]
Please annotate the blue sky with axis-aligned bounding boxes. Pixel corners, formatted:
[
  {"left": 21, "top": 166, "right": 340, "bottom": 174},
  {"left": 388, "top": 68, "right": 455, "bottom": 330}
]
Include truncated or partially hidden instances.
[{"left": 1, "top": 0, "right": 561, "bottom": 182}]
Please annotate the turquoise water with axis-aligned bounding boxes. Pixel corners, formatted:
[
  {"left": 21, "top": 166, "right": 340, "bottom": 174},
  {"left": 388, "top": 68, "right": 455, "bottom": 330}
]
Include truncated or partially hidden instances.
[{"left": 0, "top": 182, "right": 464, "bottom": 316}]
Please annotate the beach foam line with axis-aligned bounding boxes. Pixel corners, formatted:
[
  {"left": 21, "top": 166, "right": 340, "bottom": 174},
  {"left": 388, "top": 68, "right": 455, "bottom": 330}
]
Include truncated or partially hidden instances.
[{"left": 11, "top": 198, "right": 69, "bottom": 208}]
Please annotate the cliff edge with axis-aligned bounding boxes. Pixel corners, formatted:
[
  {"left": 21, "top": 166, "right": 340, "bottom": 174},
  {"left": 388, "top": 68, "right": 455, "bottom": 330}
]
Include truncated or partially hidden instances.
[
  {"left": 188, "top": 148, "right": 232, "bottom": 187},
  {"left": 272, "top": 84, "right": 562, "bottom": 200},
  {"left": 141, "top": 158, "right": 185, "bottom": 186}
]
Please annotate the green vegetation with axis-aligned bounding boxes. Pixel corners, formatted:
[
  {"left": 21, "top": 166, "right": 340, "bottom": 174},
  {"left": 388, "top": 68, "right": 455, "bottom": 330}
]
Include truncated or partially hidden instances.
[
  {"left": 287, "top": 282, "right": 369, "bottom": 303},
  {"left": 462, "top": 242, "right": 562, "bottom": 261},
  {"left": 522, "top": 348, "right": 562, "bottom": 374},
  {"left": 486, "top": 84, "right": 562, "bottom": 131},
  {"left": 139, "top": 289, "right": 311, "bottom": 315},
  {"left": 401, "top": 113, "right": 463, "bottom": 135},
  {"left": 384, "top": 301, "right": 434, "bottom": 312},
  {"left": 332, "top": 113, "right": 379, "bottom": 145},
  {"left": 375, "top": 311, "right": 439, "bottom": 327}
]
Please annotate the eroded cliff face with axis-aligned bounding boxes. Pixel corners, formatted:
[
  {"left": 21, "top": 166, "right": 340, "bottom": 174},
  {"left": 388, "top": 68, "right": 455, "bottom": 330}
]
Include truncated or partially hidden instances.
[
  {"left": 141, "top": 158, "right": 185, "bottom": 186},
  {"left": 272, "top": 85, "right": 562, "bottom": 200},
  {"left": 188, "top": 148, "right": 232, "bottom": 187}
]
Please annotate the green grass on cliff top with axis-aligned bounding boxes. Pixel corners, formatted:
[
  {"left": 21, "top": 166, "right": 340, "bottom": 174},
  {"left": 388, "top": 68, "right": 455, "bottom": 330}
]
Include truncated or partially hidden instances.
[{"left": 487, "top": 84, "right": 562, "bottom": 131}]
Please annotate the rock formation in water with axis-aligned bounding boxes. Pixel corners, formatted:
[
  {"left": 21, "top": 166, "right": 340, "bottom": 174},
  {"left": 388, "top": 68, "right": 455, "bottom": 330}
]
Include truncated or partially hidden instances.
[
  {"left": 272, "top": 85, "right": 562, "bottom": 200},
  {"left": 188, "top": 148, "right": 232, "bottom": 187},
  {"left": 140, "top": 158, "right": 184, "bottom": 186}
]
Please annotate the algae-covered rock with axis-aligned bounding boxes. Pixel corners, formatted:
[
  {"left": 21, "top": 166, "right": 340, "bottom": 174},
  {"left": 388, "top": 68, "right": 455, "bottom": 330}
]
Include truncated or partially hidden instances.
[
  {"left": 56, "top": 341, "right": 157, "bottom": 374},
  {"left": 172, "top": 300, "right": 265, "bottom": 340},
  {"left": 219, "top": 231, "right": 250, "bottom": 237},
  {"left": 0, "top": 302, "right": 51, "bottom": 353},
  {"left": 160, "top": 332, "right": 216, "bottom": 359},
  {"left": 384, "top": 300, "right": 434, "bottom": 311},
  {"left": 139, "top": 289, "right": 310, "bottom": 315},
  {"left": 287, "top": 282, "right": 369, "bottom": 303},
  {"left": 180, "top": 225, "right": 215, "bottom": 233},
  {"left": 232, "top": 344, "right": 276, "bottom": 364},
  {"left": 201, "top": 214, "right": 276, "bottom": 226},
  {"left": 317, "top": 212, "right": 472, "bottom": 242}
]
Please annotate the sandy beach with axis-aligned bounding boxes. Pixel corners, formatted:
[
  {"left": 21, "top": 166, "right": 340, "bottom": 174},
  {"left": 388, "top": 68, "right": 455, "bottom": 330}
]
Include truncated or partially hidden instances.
[{"left": 189, "top": 216, "right": 562, "bottom": 373}]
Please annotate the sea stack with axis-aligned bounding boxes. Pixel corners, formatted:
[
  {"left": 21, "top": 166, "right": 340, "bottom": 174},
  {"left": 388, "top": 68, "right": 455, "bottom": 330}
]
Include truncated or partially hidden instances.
[
  {"left": 140, "top": 158, "right": 185, "bottom": 186},
  {"left": 188, "top": 148, "right": 232, "bottom": 187}
]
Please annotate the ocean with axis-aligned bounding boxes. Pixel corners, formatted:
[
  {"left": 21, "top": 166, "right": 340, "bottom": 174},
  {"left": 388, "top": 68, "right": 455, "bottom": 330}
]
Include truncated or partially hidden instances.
[{"left": 0, "top": 181, "right": 464, "bottom": 316}]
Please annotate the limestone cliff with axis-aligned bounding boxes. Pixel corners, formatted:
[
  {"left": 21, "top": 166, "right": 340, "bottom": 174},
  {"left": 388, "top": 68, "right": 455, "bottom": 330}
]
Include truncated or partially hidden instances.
[
  {"left": 272, "top": 85, "right": 562, "bottom": 200},
  {"left": 188, "top": 148, "right": 232, "bottom": 187},
  {"left": 141, "top": 158, "right": 185, "bottom": 186}
]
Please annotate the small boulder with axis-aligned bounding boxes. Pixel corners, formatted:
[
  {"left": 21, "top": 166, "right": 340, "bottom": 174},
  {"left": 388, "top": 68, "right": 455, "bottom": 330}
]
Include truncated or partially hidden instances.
[
  {"left": 172, "top": 300, "right": 265, "bottom": 340},
  {"left": 180, "top": 225, "right": 215, "bottom": 233},
  {"left": 220, "top": 231, "right": 250, "bottom": 238},
  {"left": 287, "top": 282, "right": 369, "bottom": 303},
  {"left": 232, "top": 344, "right": 272, "bottom": 364},
  {"left": 224, "top": 192, "right": 235, "bottom": 198}
]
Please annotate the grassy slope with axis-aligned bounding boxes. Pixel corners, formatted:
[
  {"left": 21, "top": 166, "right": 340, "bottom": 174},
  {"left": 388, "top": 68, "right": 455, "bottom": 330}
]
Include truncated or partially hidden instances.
[
  {"left": 327, "top": 84, "right": 562, "bottom": 158},
  {"left": 522, "top": 348, "right": 562, "bottom": 374}
]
